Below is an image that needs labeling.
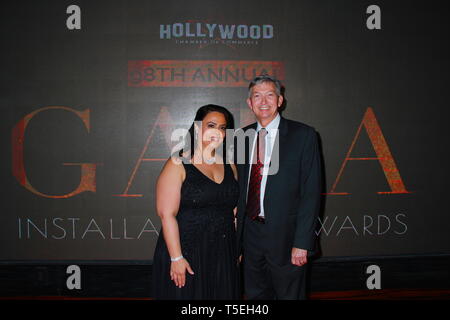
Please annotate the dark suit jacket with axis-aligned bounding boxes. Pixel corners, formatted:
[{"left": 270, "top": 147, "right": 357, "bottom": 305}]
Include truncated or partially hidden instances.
[{"left": 235, "top": 116, "right": 322, "bottom": 266}]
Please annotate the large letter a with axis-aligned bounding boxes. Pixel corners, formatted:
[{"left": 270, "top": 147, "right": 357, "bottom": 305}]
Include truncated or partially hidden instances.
[{"left": 328, "top": 107, "right": 410, "bottom": 195}]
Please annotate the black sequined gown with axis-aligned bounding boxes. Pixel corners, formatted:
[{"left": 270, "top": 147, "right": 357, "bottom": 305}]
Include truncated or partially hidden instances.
[{"left": 152, "top": 162, "right": 240, "bottom": 300}]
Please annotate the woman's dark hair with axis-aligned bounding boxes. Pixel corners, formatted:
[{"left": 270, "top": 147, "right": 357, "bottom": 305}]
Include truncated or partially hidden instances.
[{"left": 178, "top": 104, "right": 235, "bottom": 161}]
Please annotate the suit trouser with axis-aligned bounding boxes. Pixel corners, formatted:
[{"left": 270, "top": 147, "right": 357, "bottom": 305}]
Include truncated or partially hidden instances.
[{"left": 243, "top": 216, "right": 307, "bottom": 300}]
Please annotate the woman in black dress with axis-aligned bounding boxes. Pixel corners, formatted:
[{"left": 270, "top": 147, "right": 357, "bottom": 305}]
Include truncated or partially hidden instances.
[{"left": 152, "top": 105, "right": 240, "bottom": 299}]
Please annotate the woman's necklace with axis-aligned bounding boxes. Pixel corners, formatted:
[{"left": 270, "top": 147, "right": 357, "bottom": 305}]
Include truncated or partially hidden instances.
[{"left": 204, "top": 156, "right": 216, "bottom": 165}]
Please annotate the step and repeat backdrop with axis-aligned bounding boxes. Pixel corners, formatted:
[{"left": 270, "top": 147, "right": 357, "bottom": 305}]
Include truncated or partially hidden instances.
[{"left": 1, "top": 0, "right": 449, "bottom": 261}]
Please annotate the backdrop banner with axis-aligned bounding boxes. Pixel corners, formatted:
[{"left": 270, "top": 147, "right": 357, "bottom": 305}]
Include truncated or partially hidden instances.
[{"left": 1, "top": 0, "right": 449, "bottom": 260}]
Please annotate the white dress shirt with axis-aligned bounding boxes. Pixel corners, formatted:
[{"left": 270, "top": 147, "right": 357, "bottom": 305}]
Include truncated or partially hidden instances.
[{"left": 246, "top": 113, "right": 281, "bottom": 218}]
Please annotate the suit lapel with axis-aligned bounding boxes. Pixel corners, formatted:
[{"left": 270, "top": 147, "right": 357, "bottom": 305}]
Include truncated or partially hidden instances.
[
  {"left": 238, "top": 123, "right": 257, "bottom": 198},
  {"left": 263, "top": 117, "right": 288, "bottom": 214}
]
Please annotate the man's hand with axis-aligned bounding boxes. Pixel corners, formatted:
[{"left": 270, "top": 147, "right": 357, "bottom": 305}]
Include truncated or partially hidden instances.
[{"left": 291, "top": 248, "right": 308, "bottom": 266}]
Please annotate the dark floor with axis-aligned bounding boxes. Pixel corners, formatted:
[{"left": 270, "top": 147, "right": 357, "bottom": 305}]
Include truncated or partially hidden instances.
[
  {"left": 1, "top": 288, "right": 450, "bottom": 300},
  {"left": 1, "top": 254, "right": 449, "bottom": 300}
]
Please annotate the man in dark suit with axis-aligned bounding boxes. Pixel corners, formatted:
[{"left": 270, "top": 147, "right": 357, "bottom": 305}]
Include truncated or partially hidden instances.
[{"left": 235, "top": 74, "right": 321, "bottom": 300}]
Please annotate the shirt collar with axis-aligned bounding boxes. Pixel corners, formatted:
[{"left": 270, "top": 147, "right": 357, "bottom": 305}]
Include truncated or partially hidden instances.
[{"left": 256, "top": 113, "right": 281, "bottom": 134}]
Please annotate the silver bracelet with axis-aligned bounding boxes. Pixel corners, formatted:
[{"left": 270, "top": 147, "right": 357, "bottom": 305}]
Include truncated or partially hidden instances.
[{"left": 170, "top": 255, "right": 184, "bottom": 262}]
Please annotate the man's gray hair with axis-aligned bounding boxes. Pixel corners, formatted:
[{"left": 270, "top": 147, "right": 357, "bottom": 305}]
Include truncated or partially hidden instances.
[{"left": 248, "top": 74, "right": 282, "bottom": 98}]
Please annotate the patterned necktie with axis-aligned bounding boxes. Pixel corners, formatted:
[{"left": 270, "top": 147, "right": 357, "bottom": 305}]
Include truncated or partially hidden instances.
[{"left": 245, "top": 128, "right": 267, "bottom": 220}]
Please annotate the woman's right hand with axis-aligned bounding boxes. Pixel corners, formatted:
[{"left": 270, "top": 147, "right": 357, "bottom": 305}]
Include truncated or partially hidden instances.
[{"left": 170, "top": 258, "right": 195, "bottom": 288}]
